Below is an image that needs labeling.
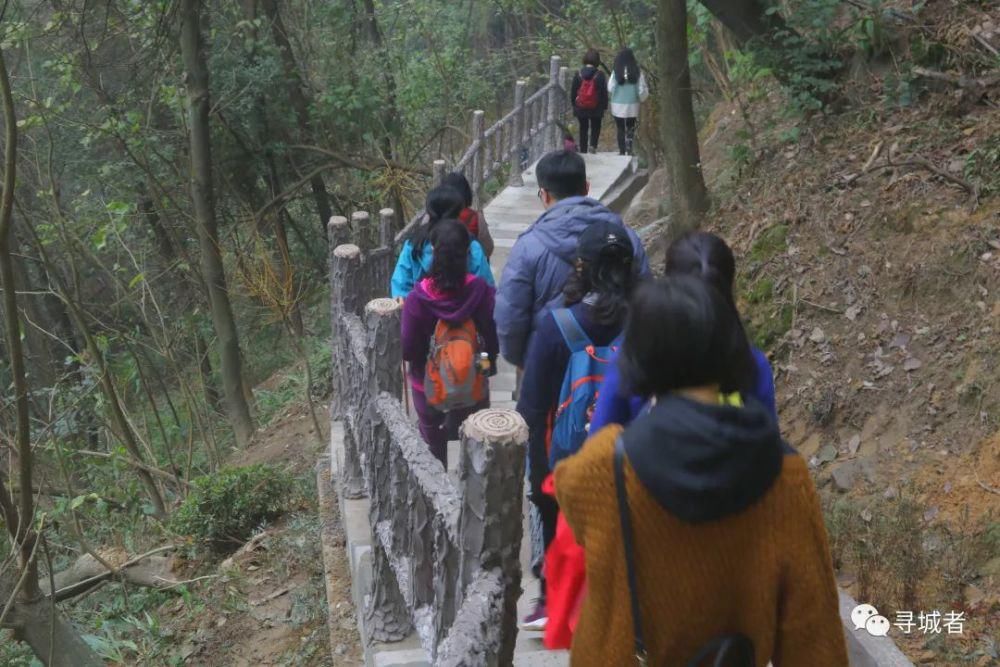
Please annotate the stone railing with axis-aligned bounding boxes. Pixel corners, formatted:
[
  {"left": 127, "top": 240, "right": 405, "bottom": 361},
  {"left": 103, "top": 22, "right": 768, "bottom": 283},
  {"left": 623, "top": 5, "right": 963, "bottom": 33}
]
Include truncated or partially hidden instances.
[
  {"left": 328, "top": 226, "right": 528, "bottom": 665},
  {"left": 396, "top": 54, "right": 572, "bottom": 243}
]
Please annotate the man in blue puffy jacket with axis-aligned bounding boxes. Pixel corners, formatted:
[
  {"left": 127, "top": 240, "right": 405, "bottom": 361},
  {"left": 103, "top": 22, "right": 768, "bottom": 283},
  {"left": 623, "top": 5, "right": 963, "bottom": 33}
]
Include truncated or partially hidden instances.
[{"left": 495, "top": 150, "right": 650, "bottom": 368}]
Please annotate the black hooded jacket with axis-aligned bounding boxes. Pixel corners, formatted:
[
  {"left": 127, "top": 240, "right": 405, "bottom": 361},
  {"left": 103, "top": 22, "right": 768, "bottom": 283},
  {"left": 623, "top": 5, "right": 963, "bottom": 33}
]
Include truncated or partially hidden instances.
[
  {"left": 570, "top": 65, "right": 609, "bottom": 119},
  {"left": 621, "top": 394, "right": 790, "bottom": 522}
]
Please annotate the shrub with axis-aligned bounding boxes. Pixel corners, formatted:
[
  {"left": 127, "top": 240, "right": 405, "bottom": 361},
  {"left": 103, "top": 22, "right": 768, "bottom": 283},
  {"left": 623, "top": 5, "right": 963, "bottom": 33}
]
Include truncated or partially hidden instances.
[{"left": 171, "top": 464, "right": 297, "bottom": 552}]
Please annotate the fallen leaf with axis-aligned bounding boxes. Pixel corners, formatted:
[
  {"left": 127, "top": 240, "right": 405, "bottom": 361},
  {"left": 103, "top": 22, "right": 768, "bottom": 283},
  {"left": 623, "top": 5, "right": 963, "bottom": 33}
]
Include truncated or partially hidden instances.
[
  {"left": 810, "top": 327, "right": 826, "bottom": 344},
  {"left": 924, "top": 506, "right": 939, "bottom": 522},
  {"left": 845, "top": 304, "right": 862, "bottom": 321},
  {"left": 904, "top": 357, "right": 923, "bottom": 372},
  {"left": 848, "top": 435, "right": 862, "bottom": 455}
]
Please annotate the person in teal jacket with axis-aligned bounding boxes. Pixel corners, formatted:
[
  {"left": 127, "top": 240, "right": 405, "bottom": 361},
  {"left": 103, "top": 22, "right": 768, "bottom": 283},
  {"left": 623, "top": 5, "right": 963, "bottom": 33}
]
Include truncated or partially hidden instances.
[{"left": 390, "top": 185, "right": 495, "bottom": 299}]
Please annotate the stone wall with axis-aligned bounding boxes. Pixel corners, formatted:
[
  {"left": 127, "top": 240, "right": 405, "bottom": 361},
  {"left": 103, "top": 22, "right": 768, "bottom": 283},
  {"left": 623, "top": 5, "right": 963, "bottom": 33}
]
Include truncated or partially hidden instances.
[{"left": 329, "top": 231, "right": 527, "bottom": 665}]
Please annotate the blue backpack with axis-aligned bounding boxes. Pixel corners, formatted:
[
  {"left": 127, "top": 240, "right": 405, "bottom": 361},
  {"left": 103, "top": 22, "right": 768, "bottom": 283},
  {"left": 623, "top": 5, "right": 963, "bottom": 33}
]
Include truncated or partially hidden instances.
[{"left": 549, "top": 308, "right": 617, "bottom": 468}]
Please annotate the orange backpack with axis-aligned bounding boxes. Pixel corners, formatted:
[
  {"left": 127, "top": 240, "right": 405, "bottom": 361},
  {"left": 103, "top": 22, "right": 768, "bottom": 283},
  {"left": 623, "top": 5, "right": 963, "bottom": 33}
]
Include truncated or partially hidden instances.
[{"left": 425, "top": 319, "right": 486, "bottom": 410}]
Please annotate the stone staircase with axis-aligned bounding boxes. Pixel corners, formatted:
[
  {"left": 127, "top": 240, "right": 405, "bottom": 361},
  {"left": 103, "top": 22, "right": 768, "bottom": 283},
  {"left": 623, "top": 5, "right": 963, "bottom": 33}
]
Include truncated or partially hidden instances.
[{"left": 448, "top": 152, "right": 640, "bottom": 665}]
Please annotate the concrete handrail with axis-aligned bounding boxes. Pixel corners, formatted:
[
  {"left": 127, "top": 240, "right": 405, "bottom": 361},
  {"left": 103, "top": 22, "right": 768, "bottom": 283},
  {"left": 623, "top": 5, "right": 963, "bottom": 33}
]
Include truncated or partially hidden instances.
[
  {"left": 329, "top": 232, "right": 528, "bottom": 664},
  {"left": 394, "top": 54, "right": 573, "bottom": 246}
]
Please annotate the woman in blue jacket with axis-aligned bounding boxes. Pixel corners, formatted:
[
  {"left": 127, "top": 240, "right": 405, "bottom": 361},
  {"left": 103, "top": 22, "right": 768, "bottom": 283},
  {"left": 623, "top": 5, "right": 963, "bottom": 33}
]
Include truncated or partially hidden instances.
[
  {"left": 390, "top": 185, "right": 494, "bottom": 299},
  {"left": 590, "top": 231, "right": 778, "bottom": 432}
]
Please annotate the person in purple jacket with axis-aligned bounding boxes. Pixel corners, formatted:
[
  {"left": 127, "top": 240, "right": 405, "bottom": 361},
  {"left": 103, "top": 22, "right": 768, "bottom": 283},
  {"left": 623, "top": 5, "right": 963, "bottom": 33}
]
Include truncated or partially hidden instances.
[
  {"left": 590, "top": 231, "right": 778, "bottom": 434},
  {"left": 401, "top": 220, "right": 499, "bottom": 467}
]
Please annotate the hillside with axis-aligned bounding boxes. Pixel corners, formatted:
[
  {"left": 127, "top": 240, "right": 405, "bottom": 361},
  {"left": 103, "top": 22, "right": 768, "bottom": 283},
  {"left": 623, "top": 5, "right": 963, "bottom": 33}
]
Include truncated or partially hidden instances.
[{"left": 625, "top": 4, "right": 1000, "bottom": 663}]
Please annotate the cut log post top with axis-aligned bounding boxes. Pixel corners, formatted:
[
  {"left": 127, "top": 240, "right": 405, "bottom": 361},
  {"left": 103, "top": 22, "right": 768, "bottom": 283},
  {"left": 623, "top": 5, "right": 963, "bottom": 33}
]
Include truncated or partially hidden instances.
[
  {"left": 333, "top": 243, "right": 361, "bottom": 260},
  {"left": 460, "top": 409, "right": 528, "bottom": 450},
  {"left": 433, "top": 158, "right": 447, "bottom": 186},
  {"left": 328, "top": 215, "right": 351, "bottom": 248}
]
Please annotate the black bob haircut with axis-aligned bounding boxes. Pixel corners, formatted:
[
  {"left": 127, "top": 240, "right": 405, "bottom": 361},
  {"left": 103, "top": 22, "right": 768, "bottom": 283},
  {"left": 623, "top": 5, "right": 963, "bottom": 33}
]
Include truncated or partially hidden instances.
[
  {"left": 619, "top": 275, "right": 753, "bottom": 398},
  {"left": 441, "top": 172, "right": 474, "bottom": 208},
  {"left": 536, "top": 150, "right": 587, "bottom": 200}
]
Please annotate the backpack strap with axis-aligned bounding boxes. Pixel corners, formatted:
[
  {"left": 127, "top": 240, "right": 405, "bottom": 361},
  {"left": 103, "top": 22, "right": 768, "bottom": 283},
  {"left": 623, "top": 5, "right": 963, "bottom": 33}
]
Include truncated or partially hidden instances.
[
  {"left": 685, "top": 633, "right": 755, "bottom": 667},
  {"left": 614, "top": 436, "right": 648, "bottom": 666},
  {"left": 552, "top": 308, "right": 592, "bottom": 354}
]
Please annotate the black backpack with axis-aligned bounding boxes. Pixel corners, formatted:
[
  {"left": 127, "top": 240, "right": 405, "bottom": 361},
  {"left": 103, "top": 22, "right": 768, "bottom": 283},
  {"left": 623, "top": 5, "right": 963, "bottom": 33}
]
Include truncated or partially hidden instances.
[{"left": 613, "top": 437, "right": 756, "bottom": 667}]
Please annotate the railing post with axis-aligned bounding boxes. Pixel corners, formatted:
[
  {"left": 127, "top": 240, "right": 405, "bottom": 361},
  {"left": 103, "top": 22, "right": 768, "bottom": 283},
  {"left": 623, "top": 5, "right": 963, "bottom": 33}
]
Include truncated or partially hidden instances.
[
  {"left": 333, "top": 243, "right": 364, "bottom": 317},
  {"left": 546, "top": 55, "right": 562, "bottom": 151},
  {"left": 456, "top": 409, "right": 528, "bottom": 666},
  {"left": 366, "top": 546, "right": 413, "bottom": 642},
  {"left": 351, "top": 210, "right": 371, "bottom": 253},
  {"left": 470, "top": 110, "right": 486, "bottom": 210},
  {"left": 327, "top": 216, "right": 351, "bottom": 345},
  {"left": 378, "top": 208, "right": 394, "bottom": 249},
  {"left": 331, "top": 243, "right": 365, "bottom": 496},
  {"left": 433, "top": 158, "right": 447, "bottom": 186},
  {"left": 559, "top": 65, "right": 570, "bottom": 118},
  {"left": 509, "top": 80, "right": 527, "bottom": 187},
  {"left": 365, "top": 298, "right": 402, "bottom": 401}
]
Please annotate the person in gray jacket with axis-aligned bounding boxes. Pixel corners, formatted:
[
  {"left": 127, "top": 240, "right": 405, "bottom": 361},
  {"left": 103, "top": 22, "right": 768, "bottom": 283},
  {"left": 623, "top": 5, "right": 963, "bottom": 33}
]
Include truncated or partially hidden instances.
[{"left": 495, "top": 150, "right": 649, "bottom": 369}]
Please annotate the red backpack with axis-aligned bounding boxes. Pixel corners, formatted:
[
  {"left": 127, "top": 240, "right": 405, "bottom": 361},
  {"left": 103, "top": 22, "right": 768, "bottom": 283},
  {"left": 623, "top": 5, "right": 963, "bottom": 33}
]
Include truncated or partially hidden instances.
[
  {"left": 458, "top": 208, "right": 480, "bottom": 238},
  {"left": 575, "top": 74, "right": 599, "bottom": 110}
]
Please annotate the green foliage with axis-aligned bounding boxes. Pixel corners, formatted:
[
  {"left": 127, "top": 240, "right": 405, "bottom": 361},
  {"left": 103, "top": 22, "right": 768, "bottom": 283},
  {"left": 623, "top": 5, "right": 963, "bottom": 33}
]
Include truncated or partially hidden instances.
[
  {"left": 964, "top": 135, "right": 1000, "bottom": 197},
  {"left": 824, "top": 489, "right": 927, "bottom": 610},
  {"left": 171, "top": 465, "right": 297, "bottom": 551},
  {"left": 749, "top": 224, "right": 789, "bottom": 264}
]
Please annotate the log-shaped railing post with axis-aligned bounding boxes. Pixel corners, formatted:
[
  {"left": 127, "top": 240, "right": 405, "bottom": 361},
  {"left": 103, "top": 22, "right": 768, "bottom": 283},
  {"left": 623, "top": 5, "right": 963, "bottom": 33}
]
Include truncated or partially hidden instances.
[
  {"left": 546, "top": 55, "right": 562, "bottom": 150},
  {"left": 378, "top": 208, "right": 394, "bottom": 249},
  {"left": 470, "top": 110, "right": 485, "bottom": 210},
  {"left": 366, "top": 544, "right": 413, "bottom": 643},
  {"left": 333, "top": 244, "right": 364, "bottom": 317},
  {"left": 331, "top": 243, "right": 365, "bottom": 496},
  {"left": 559, "top": 65, "right": 570, "bottom": 118},
  {"left": 365, "top": 298, "right": 402, "bottom": 400},
  {"left": 365, "top": 399, "right": 413, "bottom": 643},
  {"left": 456, "top": 409, "right": 528, "bottom": 666},
  {"left": 351, "top": 210, "right": 370, "bottom": 252},
  {"left": 433, "top": 158, "right": 447, "bottom": 186},
  {"left": 509, "top": 80, "right": 527, "bottom": 187},
  {"left": 328, "top": 216, "right": 351, "bottom": 345}
]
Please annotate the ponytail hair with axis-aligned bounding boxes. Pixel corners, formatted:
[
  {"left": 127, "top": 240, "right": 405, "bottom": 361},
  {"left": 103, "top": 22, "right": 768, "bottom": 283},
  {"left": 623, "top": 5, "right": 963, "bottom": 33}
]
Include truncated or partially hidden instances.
[
  {"left": 564, "top": 244, "right": 636, "bottom": 326},
  {"left": 664, "top": 231, "right": 756, "bottom": 393},
  {"left": 409, "top": 185, "right": 464, "bottom": 260},
  {"left": 427, "top": 219, "right": 471, "bottom": 294},
  {"left": 664, "top": 231, "right": 737, "bottom": 306}
]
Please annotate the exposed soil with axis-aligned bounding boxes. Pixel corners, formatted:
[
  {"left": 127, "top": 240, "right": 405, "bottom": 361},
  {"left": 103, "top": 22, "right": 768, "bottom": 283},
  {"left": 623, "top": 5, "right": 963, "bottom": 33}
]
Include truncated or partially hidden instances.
[
  {"left": 152, "top": 362, "right": 362, "bottom": 666},
  {"left": 620, "top": 6, "right": 1000, "bottom": 662}
]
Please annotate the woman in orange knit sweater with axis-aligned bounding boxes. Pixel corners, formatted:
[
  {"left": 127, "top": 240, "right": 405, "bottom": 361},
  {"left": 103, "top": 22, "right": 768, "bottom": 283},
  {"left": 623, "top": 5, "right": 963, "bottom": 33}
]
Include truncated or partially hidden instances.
[{"left": 555, "top": 275, "right": 848, "bottom": 666}]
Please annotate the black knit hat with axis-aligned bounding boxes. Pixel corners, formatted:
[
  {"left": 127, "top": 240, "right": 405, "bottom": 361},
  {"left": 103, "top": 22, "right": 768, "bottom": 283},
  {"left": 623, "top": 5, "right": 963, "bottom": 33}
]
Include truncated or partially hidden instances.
[{"left": 577, "top": 221, "right": 634, "bottom": 264}]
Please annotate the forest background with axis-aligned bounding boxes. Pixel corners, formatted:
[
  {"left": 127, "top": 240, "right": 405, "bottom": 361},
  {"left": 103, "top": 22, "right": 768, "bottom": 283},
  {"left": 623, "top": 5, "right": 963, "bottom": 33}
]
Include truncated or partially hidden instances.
[{"left": 0, "top": 0, "right": 998, "bottom": 664}]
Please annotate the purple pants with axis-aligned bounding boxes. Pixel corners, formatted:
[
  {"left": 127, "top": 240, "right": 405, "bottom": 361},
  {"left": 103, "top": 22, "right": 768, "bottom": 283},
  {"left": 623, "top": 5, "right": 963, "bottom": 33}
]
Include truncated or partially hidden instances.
[{"left": 411, "top": 387, "right": 488, "bottom": 469}]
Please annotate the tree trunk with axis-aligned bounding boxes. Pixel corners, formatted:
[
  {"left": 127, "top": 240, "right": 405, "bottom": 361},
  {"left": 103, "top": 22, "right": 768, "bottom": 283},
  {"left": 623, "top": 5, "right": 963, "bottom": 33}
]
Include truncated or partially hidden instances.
[
  {"left": 698, "top": 0, "right": 794, "bottom": 48},
  {"left": 359, "top": 0, "right": 401, "bottom": 155},
  {"left": 0, "top": 45, "right": 102, "bottom": 667},
  {"left": 658, "top": 0, "right": 710, "bottom": 242},
  {"left": 0, "top": 41, "right": 39, "bottom": 603},
  {"left": 1, "top": 569, "right": 102, "bottom": 667},
  {"left": 698, "top": 0, "right": 828, "bottom": 91},
  {"left": 260, "top": 0, "right": 333, "bottom": 231},
  {"left": 194, "top": 331, "right": 221, "bottom": 411},
  {"left": 180, "top": 0, "right": 255, "bottom": 448}
]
